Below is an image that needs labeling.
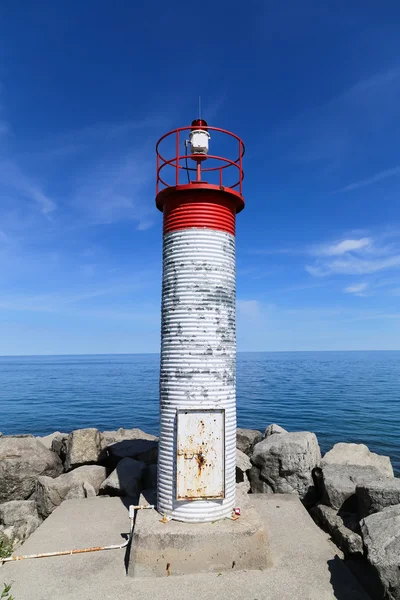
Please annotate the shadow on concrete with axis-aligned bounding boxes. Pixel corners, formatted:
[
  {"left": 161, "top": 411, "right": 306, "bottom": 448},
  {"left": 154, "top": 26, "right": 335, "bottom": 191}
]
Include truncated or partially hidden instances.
[{"left": 328, "top": 556, "right": 373, "bottom": 600}]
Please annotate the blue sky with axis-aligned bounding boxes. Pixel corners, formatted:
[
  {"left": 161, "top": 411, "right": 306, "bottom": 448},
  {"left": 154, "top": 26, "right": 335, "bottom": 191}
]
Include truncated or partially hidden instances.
[{"left": 1, "top": 1, "right": 400, "bottom": 354}]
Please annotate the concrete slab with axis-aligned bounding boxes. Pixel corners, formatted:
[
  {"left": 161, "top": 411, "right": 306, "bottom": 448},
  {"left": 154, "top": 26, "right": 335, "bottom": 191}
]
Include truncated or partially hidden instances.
[
  {"left": 129, "top": 492, "right": 270, "bottom": 577},
  {"left": 1, "top": 494, "right": 372, "bottom": 600}
]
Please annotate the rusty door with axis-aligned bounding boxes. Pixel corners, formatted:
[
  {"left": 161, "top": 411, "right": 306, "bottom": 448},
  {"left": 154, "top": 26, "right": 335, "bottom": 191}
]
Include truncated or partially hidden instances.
[{"left": 176, "top": 409, "right": 225, "bottom": 500}]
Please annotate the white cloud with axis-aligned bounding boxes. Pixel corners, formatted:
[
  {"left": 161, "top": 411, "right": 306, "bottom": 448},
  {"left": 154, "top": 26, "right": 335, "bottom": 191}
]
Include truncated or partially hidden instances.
[
  {"left": 237, "top": 300, "right": 262, "bottom": 319},
  {"left": 0, "top": 160, "right": 56, "bottom": 215},
  {"left": 307, "top": 231, "right": 400, "bottom": 277},
  {"left": 336, "top": 166, "right": 400, "bottom": 193},
  {"left": 312, "top": 237, "right": 371, "bottom": 257},
  {"left": 344, "top": 283, "right": 368, "bottom": 295}
]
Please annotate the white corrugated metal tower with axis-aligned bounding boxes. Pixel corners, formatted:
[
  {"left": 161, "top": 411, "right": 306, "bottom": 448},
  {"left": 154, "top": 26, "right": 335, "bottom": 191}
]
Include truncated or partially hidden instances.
[{"left": 155, "top": 119, "right": 245, "bottom": 522}]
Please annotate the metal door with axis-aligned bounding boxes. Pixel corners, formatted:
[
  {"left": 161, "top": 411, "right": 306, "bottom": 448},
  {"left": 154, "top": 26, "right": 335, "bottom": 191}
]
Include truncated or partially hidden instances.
[{"left": 176, "top": 409, "right": 225, "bottom": 500}]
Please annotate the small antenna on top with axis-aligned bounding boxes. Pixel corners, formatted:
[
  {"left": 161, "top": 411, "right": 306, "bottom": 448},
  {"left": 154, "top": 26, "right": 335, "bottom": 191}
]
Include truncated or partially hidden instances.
[{"left": 198, "top": 95, "right": 201, "bottom": 119}]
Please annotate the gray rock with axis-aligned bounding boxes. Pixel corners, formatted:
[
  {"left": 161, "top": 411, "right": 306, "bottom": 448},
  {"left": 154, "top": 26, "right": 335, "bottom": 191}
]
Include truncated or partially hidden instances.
[
  {"left": 264, "top": 423, "right": 288, "bottom": 438},
  {"left": 0, "top": 437, "right": 63, "bottom": 502},
  {"left": 99, "top": 458, "right": 145, "bottom": 497},
  {"left": 51, "top": 433, "right": 68, "bottom": 460},
  {"left": 0, "top": 500, "right": 42, "bottom": 543},
  {"left": 361, "top": 504, "right": 400, "bottom": 599},
  {"left": 101, "top": 428, "right": 157, "bottom": 448},
  {"left": 248, "top": 465, "right": 273, "bottom": 493},
  {"left": 106, "top": 439, "right": 158, "bottom": 465},
  {"left": 36, "top": 465, "right": 107, "bottom": 518},
  {"left": 322, "top": 443, "right": 394, "bottom": 478},
  {"left": 251, "top": 431, "right": 321, "bottom": 499},
  {"left": 37, "top": 432, "right": 67, "bottom": 451},
  {"left": 356, "top": 478, "right": 400, "bottom": 518},
  {"left": 236, "top": 448, "right": 252, "bottom": 483},
  {"left": 317, "top": 464, "right": 389, "bottom": 511},
  {"left": 310, "top": 504, "right": 363, "bottom": 556},
  {"left": 143, "top": 464, "right": 158, "bottom": 490},
  {"left": 236, "top": 428, "right": 262, "bottom": 456},
  {"left": 63, "top": 428, "right": 102, "bottom": 471}
]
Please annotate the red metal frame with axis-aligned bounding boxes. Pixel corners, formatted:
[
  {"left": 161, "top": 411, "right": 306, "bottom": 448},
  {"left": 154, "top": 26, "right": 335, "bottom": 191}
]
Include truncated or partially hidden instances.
[{"left": 156, "top": 125, "right": 245, "bottom": 197}]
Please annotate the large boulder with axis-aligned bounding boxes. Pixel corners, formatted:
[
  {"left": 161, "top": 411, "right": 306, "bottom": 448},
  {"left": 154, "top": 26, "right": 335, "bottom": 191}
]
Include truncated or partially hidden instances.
[
  {"left": 250, "top": 431, "right": 321, "bottom": 500},
  {"left": 0, "top": 500, "right": 42, "bottom": 543},
  {"left": 264, "top": 423, "right": 287, "bottom": 438},
  {"left": 37, "top": 432, "right": 67, "bottom": 451},
  {"left": 51, "top": 433, "right": 68, "bottom": 460},
  {"left": 236, "top": 448, "right": 252, "bottom": 496},
  {"left": 316, "top": 464, "right": 388, "bottom": 511},
  {"left": 63, "top": 428, "right": 102, "bottom": 471},
  {"left": 310, "top": 503, "right": 363, "bottom": 556},
  {"left": 101, "top": 427, "right": 157, "bottom": 447},
  {"left": 361, "top": 504, "right": 400, "bottom": 600},
  {"left": 0, "top": 437, "right": 63, "bottom": 502},
  {"left": 102, "top": 429, "right": 158, "bottom": 466},
  {"left": 99, "top": 458, "right": 145, "bottom": 497},
  {"left": 356, "top": 478, "right": 400, "bottom": 518},
  {"left": 36, "top": 465, "right": 107, "bottom": 518},
  {"left": 236, "top": 428, "right": 262, "bottom": 456},
  {"left": 322, "top": 443, "right": 394, "bottom": 478}
]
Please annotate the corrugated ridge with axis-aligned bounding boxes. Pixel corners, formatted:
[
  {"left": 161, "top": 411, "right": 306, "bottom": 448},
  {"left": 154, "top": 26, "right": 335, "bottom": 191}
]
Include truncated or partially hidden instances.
[
  {"left": 158, "top": 228, "right": 237, "bottom": 522},
  {"left": 163, "top": 198, "right": 236, "bottom": 235}
]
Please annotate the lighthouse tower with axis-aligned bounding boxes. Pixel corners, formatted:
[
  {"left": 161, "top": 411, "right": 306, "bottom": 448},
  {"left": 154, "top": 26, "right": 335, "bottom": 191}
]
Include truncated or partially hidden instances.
[{"left": 156, "top": 119, "right": 245, "bottom": 523}]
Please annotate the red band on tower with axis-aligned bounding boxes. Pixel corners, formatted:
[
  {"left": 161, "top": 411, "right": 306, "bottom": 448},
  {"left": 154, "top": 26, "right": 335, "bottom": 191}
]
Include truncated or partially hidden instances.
[{"left": 163, "top": 193, "right": 236, "bottom": 235}]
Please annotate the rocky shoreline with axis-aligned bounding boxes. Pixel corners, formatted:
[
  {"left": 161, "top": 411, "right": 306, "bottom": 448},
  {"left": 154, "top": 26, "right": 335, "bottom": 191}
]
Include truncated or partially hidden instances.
[{"left": 1, "top": 425, "right": 399, "bottom": 599}]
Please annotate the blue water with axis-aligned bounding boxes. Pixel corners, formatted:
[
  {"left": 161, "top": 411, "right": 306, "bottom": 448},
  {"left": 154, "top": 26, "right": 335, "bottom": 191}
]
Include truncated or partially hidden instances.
[{"left": 0, "top": 352, "right": 399, "bottom": 475}]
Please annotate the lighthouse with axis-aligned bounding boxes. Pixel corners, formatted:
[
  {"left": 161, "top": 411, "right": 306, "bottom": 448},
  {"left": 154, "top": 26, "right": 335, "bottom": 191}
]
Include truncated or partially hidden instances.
[{"left": 156, "top": 119, "right": 245, "bottom": 523}]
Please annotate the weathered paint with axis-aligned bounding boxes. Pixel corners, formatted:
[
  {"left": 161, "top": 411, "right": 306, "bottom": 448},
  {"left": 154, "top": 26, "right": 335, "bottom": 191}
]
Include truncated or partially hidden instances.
[
  {"left": 158, "top": 228, "right": 236, "bottom": 522},
  {"left": 176, "top": 409, "right": 225, "bottom": 500}
]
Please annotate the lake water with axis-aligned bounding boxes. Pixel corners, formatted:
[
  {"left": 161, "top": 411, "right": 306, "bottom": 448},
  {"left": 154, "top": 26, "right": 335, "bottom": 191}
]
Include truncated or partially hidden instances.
[{"left": 0, "top": 351, "right": 399, "bottom": 475}]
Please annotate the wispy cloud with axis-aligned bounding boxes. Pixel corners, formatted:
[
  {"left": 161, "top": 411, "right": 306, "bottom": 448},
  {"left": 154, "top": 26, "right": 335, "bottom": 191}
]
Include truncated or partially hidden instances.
[
  {"left": 237, "top": 300, "right": 263, "bottom": 319},
  {"left": 0, "top": 160, "right": 56, "bottom": 215},
  {"left": 306, "top": 231, "right": 400, "bottom": 277},
  {"left": 336, "top": 166, "right": 400, "bottom": 193},
  {"left": 344, "top": 282, "right": 369, "bottom": 295},
  {"left": 312, "top": 237, "right": 371, "bottom": 257}
]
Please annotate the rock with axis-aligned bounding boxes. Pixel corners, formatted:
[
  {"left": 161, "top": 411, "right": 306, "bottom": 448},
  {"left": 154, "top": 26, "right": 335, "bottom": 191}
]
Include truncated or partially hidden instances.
[
  {"left": 99, "top": 458, "right": 145, "bottom": 498},
  {"left": 143, "top": 464, "right": 158, "bottom": 490},
  {"left": 356, "top": 478, "right": 400, "bottom": 518},
  {"left": 248, "top": 465, "right": 273, "bottom": 493},
  {"left": 264, "top": 423, "right": 288, "bottom": 438},
  {"left": 310, "top": 504, "right": 363, "bottom": 556},
  {"left": 361, "top": 504, "right": 400, "bottom": 600},
  {"left": 63, "top": 428, "right": 102, "bottom": 471},
  {"left": 0, "top": 500, "right": 42, "bottom": 543},
  {"left": 36, "top": 465, "right": 107, "bottom": 518},
  {"left": 101, "top": 428, "right": 157, "bottom": 447},
  {"left": 251, "top": 431, "right": 321, "bottom": 500},
  {"left": 317, "top": 464, "right": 389, "bottom": 511},
  {"left": 322, "top": 443, "right": 394, "bottom": 478},
  {"left": 235, "top": 450, "right": 252, "bottom": 498},
  {"left": 106, "top": 439, "right": 158, "bottom": 466},
  {"left": 236, "top": 448, "right": 251, "bottom": 482},
  {"left": 0, "top": 437, "right": 63, "bottom": 502},
  {"left": 51, "top": 433, "right": 68, "bottom": 460},
  {"left": 236, "top": 428, "right": 262, "bottom": 456},
  {"left": 37, "top": 432, "right": 67, "bottom": 451}
]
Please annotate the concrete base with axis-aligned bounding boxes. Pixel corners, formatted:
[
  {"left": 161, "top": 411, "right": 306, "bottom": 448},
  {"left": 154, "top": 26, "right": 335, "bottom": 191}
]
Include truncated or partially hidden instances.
[
  {"left": 1, "top": 494, "right": 372, "bottom": 599},
  {"left": 129, "top": 491, "right": 270, "bottom": 577}
]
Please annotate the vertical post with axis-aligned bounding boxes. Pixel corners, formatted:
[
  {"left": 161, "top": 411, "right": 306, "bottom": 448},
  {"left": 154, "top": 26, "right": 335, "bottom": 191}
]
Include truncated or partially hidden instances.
[
  {"left": 239, "top": 139, "right": 243, "bottom": 195},
  {"left": 176, "top": 130, "right": 180, "bottom": 186},
  {"left": 156, "top": 151, "right": 159, "bottom": 195},
  {"left": 219, "top": 167, "right": 223, "bottom": 186},
  {"left": 196, "top": 161, "right": 201, "bottom": 182}
]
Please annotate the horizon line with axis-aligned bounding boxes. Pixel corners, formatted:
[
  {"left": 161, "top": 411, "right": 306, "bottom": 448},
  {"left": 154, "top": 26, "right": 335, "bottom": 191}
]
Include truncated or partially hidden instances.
[{"left": 1, "top": 349, "right": 400, "bottom": 358}]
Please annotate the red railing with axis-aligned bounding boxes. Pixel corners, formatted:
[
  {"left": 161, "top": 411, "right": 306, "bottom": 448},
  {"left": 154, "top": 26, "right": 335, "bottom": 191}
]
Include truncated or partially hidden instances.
[{"left": 156, "top": 125, "right": 245, "bottom": 196}]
